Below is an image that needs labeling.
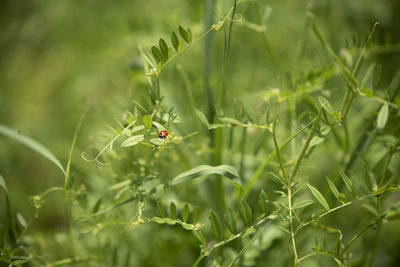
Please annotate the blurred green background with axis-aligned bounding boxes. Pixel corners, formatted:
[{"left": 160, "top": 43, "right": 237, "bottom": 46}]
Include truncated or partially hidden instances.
[{"left": 1, "top": 0, "right": 400, "bottom": 266}]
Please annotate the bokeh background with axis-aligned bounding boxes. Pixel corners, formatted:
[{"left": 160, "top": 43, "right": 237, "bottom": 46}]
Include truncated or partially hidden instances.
[{"left": 1, "top": 0, "right": 400, "bottom": 266}]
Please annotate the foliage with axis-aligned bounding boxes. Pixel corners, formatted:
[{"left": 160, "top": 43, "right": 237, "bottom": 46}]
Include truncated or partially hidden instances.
[{"left": 1, "top": 0, "right": 400, "bottom": 266}]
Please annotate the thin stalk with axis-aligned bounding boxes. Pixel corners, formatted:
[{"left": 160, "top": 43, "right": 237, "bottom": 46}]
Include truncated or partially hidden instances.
[
  {"left": 63, "top": 109, "right": 86, "bottom": 249},
  {"left": 296, "top": 194, "right": 373, "bottom": 232},
  {"left": 288, "top": 186, "right": 299, "bottom": 265},
  {"left": 227, "top": 222, "right": 270, "bottom": 266},
  {"left": 341, "top": 22, "right": 379, "bottom": 121},
  {"left": 297, "top": 251, "right": 342, "bottom": 266},
  {"left": 243, "top": 120, "right": 314, "bottom": 198},
  {"left": 272, "top": 117, "right": 289, "bottom": 185},
  {"left": 192, "top": 253, "right": 205, "bottom": 267},
  {"left": 341, "top": 214, "right": 386, "bottom": 256},
  {"left": 237, "top": 127, "right": 247, "bottom": 197},
  {"left": 204, "top": 0, "right": 215, "bottom": 122},
  {"left": 378, "top": 147, "right": 394, "bottom": 186},
  {"left": 214, "top": 0, "right": 238, "bottom": 212},
  {"left": 289, "top": 109, "right": 321, "bottom": 182}
]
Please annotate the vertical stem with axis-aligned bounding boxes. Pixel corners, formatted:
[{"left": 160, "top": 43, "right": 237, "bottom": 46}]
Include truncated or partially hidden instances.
[
  {"left": 204, "top": 0, "right": 215, "bottom": 122},
  {"left": 288, "top": 186, "right": 299, "bottom": 265},
  {"left": 213, "top": 0, "right": 238, "bottom": 213},
  {"left": 289, "top": 110, "right": 321, "bottom": 182},
  {"left": 378, "top": 147, "right": 394, "bottom": 187},
  {"left": 64, "top": 109, "right": 86, "bottom": 248},
  {"left": 237, "top": 127, "right": 247, "bottom": 197},
  {"left": 340, "top": 22, "right": 379, "bottom": 121},
  {"left": 272, "top": 118, "right": 289, "bottom": 185}
]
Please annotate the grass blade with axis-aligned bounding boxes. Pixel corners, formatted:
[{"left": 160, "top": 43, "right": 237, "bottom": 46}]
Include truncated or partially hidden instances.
[
  {"left": 146, "top": 165, "right": 241, "bottom": 195},
  {"left": 0, "top": 124, "right": 65, "bottom": 175}
]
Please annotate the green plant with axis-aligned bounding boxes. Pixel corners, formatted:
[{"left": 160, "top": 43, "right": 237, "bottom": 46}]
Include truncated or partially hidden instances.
[{"left": 1, "top": 0, "right": 400, "bottom": 266}]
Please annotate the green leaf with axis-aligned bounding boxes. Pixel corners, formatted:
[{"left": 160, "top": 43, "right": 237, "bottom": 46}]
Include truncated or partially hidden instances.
[
  {"left": 152, "top": 217, "right": 176, "bottom": 225},
  {"left": 361, "top": 162, "right": 374, "bottom": 191},
  {"left": 225, "top": 208, "right": 238, "bottom": 234},
  {"left": 361, "top": 204, "right": 378, "bottom": 217},
  {"left": 130, "top": 125, "right": 145, "bottom": 134},
  {"left": 243, "top": 102, "right": 256, "bottom": 123},
  {"left": 307, "top": 184, "right": 329, "bottom": 210},
  {"left": 373, "top": 64, "right": 382, "bottom": 91},
  {"left": 0, "top": 124, "right": 65, "bottom": 175},
  {"left": 170, "top": 202, "right": 177, "bottom": 219},
  {"left": 209, "top": 211, "right": 223, "bottom": 240},
  {"left": 234, "top": 98, "right": 244, "bottom": 121},
  {"left": 192, "top": 206, "right": 200, "bottom": 224},
  {"left": 177, "top": 40, "right": 183, "bottom": 52},
  {"left": 186, "top": 28, "right": 192, "bottom": 43},
  {"left": 179, "top": 25, "right": 192, "bottom": 43},
  {"left": 320, "top": 125, "right": 331, "bottom": 136},
  {"left": 315, "top": 237, "right": 320, "bottom": 252},
  {"left": 157, "top": 201, "right": 166, "bottom": 217},
  {"left": 258, "top": 189, "right": 269, "bottom": 214},
  {"left": 334, "top": 233, "right": 342, "bottom": 256},
  {"left": 293, "top": 199, "right": 314, "bottom": 210},
  {"left": 182, "top": 204, "right": 189, "bottom": 222},
  {"left": 0, "top": 173, "right": 8, "bottom": 195},
  {"left": 318, "top": 96, "right": 334, "bottom": 115},
  {"left": 361, "top": 87, "right": 374, "bottom": 97},
  {"left": 239, "top": 199, "right": 253, "bottom": 226},
  {"left": 309, "top": 136, "right": 325, "bottom": 148},
  {"left": 326, "top": 176, "right": 341, "bottom": 202},
  {"left": 121, "top": 135, "right": 144, "bottom": 147},
  {"left": 377, "top": 103, "right": 389, "bottom": 129},
  {"left": 151, "top": 45, "right": 163, "bottom": 63},
  {"left": 150, "top": 138, "right": 164, "bottom": 146},
  {"left": 147, "top": 165, "right": 241, "bottom": 196},
  {"left": 195, "top": 109, "right": 210, "bottom": 126},
  {"left": 159, "top": 38, "right": 169, "bottom": 61},
  {"left": 0, "top": 173, "right": 16, "bottom": 235},
  {"left": 171, "top": 31, "right": 179, "bottom": 51},
  {"left": 152, "top": 121, "right": 166, "bottom": 131},
  {"left": 92, "top": 198, "right": 102, "bottom": 213},
  {"left": 339, "top": 170, "right": 353, "bottom": 193},
  {"left": 140, "top": 49, "right": 157, "bottom": 71},
  {"left": 192, "top": 230, "right": 206, "bottom": 245},
  {"left": 220, "top": 117, "right": 242, "bottom": 125},
  {"left": 143, "top": 115, "right": 153, "bottom": 130},
  {"left": 360, "top": 63, "right": 376, "bottom": 89},
  {"left": 16, "top": 213, "right": 27, "bottom": 228}
]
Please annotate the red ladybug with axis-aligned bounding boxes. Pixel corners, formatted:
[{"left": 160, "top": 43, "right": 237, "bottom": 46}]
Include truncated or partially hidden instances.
[{"left": 158, "top": 130, "right": 168, "bottom": 140}]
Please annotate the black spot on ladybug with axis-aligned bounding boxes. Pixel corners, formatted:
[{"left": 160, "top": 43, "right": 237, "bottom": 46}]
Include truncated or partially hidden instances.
[{"left": 158, "top": 130, "right": 168, "bottom": 140}]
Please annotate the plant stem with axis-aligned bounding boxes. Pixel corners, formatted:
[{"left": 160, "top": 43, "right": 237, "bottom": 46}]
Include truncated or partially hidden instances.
[
  {"left": 272, "top": 117, "right": 289, "bottom": 185},
  {"left": 243, "top": 120, "right": 314, "bottom": 198},
  {"left": 288, "top": 186, "right": 299, "bottom": 265},
  {"left": 213, "top": 0, "right": 238, "bottom": 213},
  {"left": 63, "top": 109, "right": 86, "bottom": 250},
  {"left": 289, "top": 109, "right": 321, "bottom": 182},
  {"left": 341, "top": 214, "right": 386, "bottom": 256},
  {"left": 296, "top": 194, "right": 373, "bottom": 232},
  {"left": 204, "top": 0, "right": 215, "bottom": 122}
]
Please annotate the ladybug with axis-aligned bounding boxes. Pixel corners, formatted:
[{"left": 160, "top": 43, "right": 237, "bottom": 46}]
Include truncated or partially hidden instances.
[{"left": 158, "top": 130, "right": 168, "bottom": 140}]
